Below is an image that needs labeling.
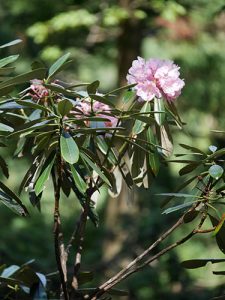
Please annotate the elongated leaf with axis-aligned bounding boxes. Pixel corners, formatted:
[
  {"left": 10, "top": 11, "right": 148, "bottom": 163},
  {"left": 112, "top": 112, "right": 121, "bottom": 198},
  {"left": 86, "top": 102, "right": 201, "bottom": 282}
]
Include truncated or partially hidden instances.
[
  {"left": 210, "top": 215, "right": 225, "bottom": 254},
  {"left": 160, "top": 124, "right": 173, "bottom": 157},
  {"left": 162, "top": 201, "right": 195, "bottom": 214},
  {"left": 0, "top": 155, "right": 9, "bottom": 178},
  {"left": 179, "top": 163, "right": 200, "bottom": 176},
  {"left": 105, "top": 83, "right": 136, "bottom": 96},
  {"left": 154, "top": 98, "right": 165, "bottom": 126},
  {"left": 0, "top": 123, "right": 13, "bottom": 132},
  {"left": 122, "top": 90, "right": 135, "bottom": 104},
  {"left": 70, "top": 165, "right": 87, "bottom": 194},
  {"left": 0, "top": 55, "right": 19, "bottom": 68},
  {"left": 35, "top": 156, "right": 55, "bottom": 196},
  {"left": 48, "top": 53, "right": 70, "bottom": 79},
  {"left": 133, "top": 102, "right": 151, "bottom": 135},
  {"left": 58, "top": 99, "right": 73, "bottom": 116},
  {"left": 80, "top": 152, "right": 111, "bottom": 186},
  {"left": 146, "top": 127, "right": 160, "bottom": 176},
  {"left": 89, "top": 93, "right": 115, "bottom": 107},
  {"left": 179, "top": 143, "right": 206, "bottom": 155},
  {"left": 16, "top": 100, "right": 50, "bottom": 112},
  {"left": 0, "top": 39, "right": 22, "bottom": 49},
  {"left": 0, "top": 68, "right": 46, "bottom": 89},
  {"left": 0, "top": 181, "right": 28, "bottom": 216},
  {"left": 157, "top": 193, "right": 200, "bottom": 198},
  {"left": 60, "top": 131, "right": 79, "bottom": 164},
  {"left": 181, "top": 259, "right": 225, "bottom": 269}
]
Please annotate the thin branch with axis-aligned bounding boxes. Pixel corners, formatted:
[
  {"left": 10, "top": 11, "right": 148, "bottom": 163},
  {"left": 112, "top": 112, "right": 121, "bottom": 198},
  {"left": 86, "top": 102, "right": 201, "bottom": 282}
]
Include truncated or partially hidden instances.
[{"left": 52, "top": 160, "right": 69, "bottom": 300}]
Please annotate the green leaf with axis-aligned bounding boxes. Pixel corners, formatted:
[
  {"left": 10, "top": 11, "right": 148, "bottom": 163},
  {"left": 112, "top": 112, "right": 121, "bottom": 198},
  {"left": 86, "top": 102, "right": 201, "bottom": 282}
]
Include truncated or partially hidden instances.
[
  {"left": 154, "top": 98, "right": 165, "bottom": 126},
  {"left": 0, "top": 155, "right": 9, "bottom": 178},
  {"left": 179, "top": 143, "right": 206, "bottom": 155},
  {"left": 133, "top": 102, "right": 151, "bottom": 135},
  {"left": 209, "top": 165, "right": 224, "bottom": 180},
  {"left": 60, "top": 131, "right": 79, "bottom": 164},
  {"left": 0, "top": 181, "right": 28, "bottom": 216},
  {"left": 0, "top": 123, "right": 14, "bottom": 132},
  {"left": 70, "top": 165, "right": 87, "bottom": 195},
  {"left": 87, "top": 80, "right": 100, "bottom": 94},
  {"left": 48, "top": 53, "right": 70, "bottom": 79},
  {"left": 107, "top": 288, "right": 129, "bottom": 296},
  {"left": 146, "top": 127, "right": 160, "bottom": 176},
  {"left": 157, "top": 193, "right": 200, "bottom": 198},
  {"left": 210, "top": 215, "right": 225, "bottom": 254},
  {"left": 105, "top": 83, "right": 136, "bottom": 96},
  {"left": 58, "top": 99, "right": 73, "bottom": 116},
  {"left": 181, "top": 259, "right": 225, "bottom": 269},
  {"left": 0, "top": 68, "right": 46, "bottom": 89},
  {"left": 162, "top": 201, "right": 195, "bottom": 214},
  {"left": 80, "top": 152, "right": 111, "bottom": 186},
  {"left": 89, "top": 93, "right": 115, "bottom": 107},
  {"left": 0, "top": 55, "right": 19, "bottom": 68},
  {"left": 16, "top": 100, "right": 50, "bottom": 112},
  {"left": 122, "top": 90, "right": 135, "bottom": 104},
  {"left": 0, "top": 39, "right": 22, "bottom": 49},
  {"left": 179, "top": 163, "right": 200, "bottom": 176},
  {"left": 34, "top": 156, "right": 55, "bottom": 196}
]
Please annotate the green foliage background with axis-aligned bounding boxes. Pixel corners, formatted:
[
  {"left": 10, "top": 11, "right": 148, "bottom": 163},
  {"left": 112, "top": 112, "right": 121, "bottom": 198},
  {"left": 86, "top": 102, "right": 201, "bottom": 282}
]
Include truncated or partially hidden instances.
[{"left": 0, "top": 0, "right": 225, "bottom": 299}]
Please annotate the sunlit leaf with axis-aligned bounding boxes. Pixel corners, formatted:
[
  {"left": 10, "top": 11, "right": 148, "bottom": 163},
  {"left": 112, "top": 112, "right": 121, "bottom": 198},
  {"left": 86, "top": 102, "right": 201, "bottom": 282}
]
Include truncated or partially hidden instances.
[
  {"left": 0, "top": 55, "right": 19, "bottom": 68},
  {"left": 60, "top": 131, "right": 79, "bottom": 164},
  {"left": 0, "top": 39, "right": 22, "bottom": 49},
  {"left": 154, "top": 98, "right": 165, "bottom": 126},
  {"left": 48, "top": 52, "right": 70, "bottom": 79}
]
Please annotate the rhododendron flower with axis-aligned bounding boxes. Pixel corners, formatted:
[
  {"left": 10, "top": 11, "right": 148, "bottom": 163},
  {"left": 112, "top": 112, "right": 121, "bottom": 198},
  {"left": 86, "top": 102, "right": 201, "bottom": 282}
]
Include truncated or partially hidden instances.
[
  {"left": 77, "top": 100, "right": 118, "bottom": 128},
  {"left": 29, "top": 79, "right": 49, "bottom": 100},
  {"left": 127, "top": 57, "right": 185, "bottom": 101}
]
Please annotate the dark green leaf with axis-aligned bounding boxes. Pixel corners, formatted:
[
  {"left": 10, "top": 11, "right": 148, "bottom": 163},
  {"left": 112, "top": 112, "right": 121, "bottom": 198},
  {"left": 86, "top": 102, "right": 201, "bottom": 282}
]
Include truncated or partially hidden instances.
[
  {"left": 58, "top": 99, "right": 73, "bottom": 116},
  {"left": 179, "top": 163, "right": 200, "bottom": 176},
  {"left": 70, "top": 165, "right": 87, "bottom": 195},
  {"left": 80, "top": 152, "right": 111, "bottom": 186},
  {"left": 87, "top": 80, "right": 100, "bottom": 94},
  {"left": 147, "top": 127, "right": 160, "bottom": 176},
  {"left": 48, "top": 53, "right": 70, "bottom": 79},
  {"left": 16, "top": 100, "right": 50, "bottom": 112},
  {"left": 181, "top": 259, "right": 225, "bottom": 269},
  {"left": 179, "top": 143, "right": 206, "bottom": 155},
  {"left": 0, "top": 155, "right": 9, "bottom": 178},
  {"left": 35, "top": 155, "right": 55, "bottom": 196},
  {"left": 210, "top": 215, "right": 225, "bottom": 254},
  {"left": 0, "top": 181, "right": 28, "bottom": 216},
  {"left": 0, "top": 68, "right": 46, "bottom": 89},
  {"left": 184, "top": 210, "right": 199, "bottom": 223},
  {"left": 60, "top": 131, "right": 79, "bottom": 164},
  {"left": 89, "top": 93, "right": 115, "bottom": 107}
]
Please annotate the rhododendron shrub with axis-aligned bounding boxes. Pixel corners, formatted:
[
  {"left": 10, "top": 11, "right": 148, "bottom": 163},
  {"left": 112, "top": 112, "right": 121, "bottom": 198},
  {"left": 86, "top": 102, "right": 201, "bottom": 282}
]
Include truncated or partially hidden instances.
[{"left": 0, "top": 42, "right": 225, "bottom": 300}]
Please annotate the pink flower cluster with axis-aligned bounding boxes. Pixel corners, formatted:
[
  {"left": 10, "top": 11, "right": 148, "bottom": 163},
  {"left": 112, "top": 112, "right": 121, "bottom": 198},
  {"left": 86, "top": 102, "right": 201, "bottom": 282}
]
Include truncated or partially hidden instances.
[
  {"left": 30, "top": 79, "right": 49, "bottom": 101},
  {"left": 127, "top": 57, "right": 185, "bottom": 101},
  {"left": 78, "top": 100, "right": 118, "bottom": 128}
]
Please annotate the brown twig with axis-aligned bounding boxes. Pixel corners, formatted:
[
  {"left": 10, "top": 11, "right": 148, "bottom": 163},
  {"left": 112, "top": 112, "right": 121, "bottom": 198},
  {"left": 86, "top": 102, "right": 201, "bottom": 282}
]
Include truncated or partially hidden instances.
[{"left": 52, "top": 157, "right": 69, "bottom": 300}]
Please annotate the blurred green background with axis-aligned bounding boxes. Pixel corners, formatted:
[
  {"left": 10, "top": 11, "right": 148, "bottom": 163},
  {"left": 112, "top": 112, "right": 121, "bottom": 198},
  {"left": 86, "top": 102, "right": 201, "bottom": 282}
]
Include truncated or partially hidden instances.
[{"left": 0, "top": 0, "right": 225, "bottom": 299}]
